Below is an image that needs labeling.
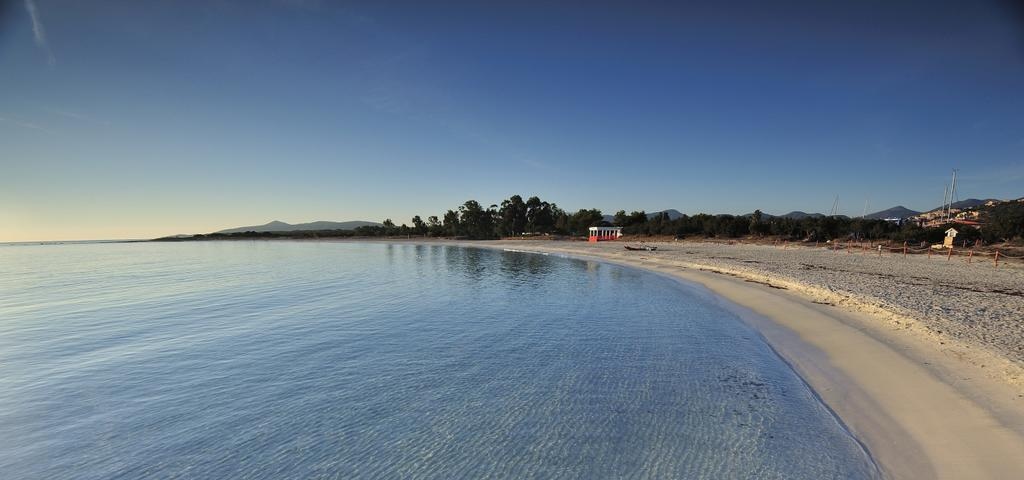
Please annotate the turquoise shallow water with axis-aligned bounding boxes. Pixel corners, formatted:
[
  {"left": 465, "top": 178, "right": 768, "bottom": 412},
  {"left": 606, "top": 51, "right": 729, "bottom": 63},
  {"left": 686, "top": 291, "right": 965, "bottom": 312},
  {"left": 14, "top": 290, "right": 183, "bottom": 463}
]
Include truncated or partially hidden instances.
[{"left": 0, "top": 241, "right": 878, "bottom": 479}]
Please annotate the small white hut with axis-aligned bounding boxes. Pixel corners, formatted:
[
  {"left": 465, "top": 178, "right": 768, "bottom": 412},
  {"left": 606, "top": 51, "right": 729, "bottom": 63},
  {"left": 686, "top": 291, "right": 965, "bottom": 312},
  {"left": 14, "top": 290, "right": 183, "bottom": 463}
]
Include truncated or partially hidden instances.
[
  {"left": 588, "top": 226, "right": 623, "bottom": 242},
  {"left": 943, "top": 228, "right": 958, "bottom": 248}
]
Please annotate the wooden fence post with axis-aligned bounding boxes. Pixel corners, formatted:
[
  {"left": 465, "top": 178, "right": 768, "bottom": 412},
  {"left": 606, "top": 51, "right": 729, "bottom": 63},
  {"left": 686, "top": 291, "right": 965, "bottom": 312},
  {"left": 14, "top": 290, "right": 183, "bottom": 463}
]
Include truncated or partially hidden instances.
[
  {"left": 903, "top": 241, "right": 908, "bottom": 257},
  {"left": 995, "top": 250, "right": 1000, "bottom": 267}
]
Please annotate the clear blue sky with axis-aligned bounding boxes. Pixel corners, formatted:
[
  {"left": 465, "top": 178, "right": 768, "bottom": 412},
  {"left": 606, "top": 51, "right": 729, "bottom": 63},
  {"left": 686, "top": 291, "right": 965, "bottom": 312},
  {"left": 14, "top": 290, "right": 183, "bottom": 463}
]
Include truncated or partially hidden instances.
[{"left": 2, "top": 0, "right": 1023, "bottom": 240}]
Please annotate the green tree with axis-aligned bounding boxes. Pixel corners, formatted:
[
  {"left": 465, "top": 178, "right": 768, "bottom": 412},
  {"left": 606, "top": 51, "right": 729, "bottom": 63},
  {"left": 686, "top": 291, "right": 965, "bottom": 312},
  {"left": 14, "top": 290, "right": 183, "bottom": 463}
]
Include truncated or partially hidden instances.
[
  {"left": 499, "top": 195, "right": 528, "bottom": 236},
  {"left": 612, "top": 210, "right": 629, "bottom": 227},
  {"left": 442, "top": 210, "right": 460, "bottom": 237},
  {"left": 458, "top": 200, "right": 497, "bottom": 239},
  {"left": 984, "top": 202, "right": 1024, "bottom": 242},
  {"left": 749, "top": 210, "right": 770, "bottom": 236},
  {"left": 525, "top": 196, "right": 556, "bottom": 233},
  {"left": 426, "top": 215, "right": 442, "bottom": 237},
  {"left": 411, "top": 215, "right": 427, "bottom": 236},
  {"left": 553, "top": 207, "right": 570, "bottom": 235},
  {"left": 568, "top": 209, "right": 605, "bottom": 236}
]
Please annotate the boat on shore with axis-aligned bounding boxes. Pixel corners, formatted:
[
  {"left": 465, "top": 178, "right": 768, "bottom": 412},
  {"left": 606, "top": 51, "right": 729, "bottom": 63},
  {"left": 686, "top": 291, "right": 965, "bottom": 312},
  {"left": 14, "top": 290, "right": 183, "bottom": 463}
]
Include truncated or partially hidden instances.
[{"left": 624, "top": 245, "right": 657, "bottom": 251}]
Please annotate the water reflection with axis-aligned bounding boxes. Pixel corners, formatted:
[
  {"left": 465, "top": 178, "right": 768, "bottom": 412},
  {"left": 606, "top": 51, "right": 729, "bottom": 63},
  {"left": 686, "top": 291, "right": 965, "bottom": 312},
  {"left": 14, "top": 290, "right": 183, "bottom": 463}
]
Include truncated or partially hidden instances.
[{"left": 498, "top": 249, "right": 555, "bottom": 281}]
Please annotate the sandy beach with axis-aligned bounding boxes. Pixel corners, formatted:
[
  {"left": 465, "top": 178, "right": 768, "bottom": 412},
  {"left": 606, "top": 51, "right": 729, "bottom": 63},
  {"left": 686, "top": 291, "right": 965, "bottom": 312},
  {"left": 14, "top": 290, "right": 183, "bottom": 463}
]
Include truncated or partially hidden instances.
[{"left": 429, "top": 238, "right": 1024, "bottom": 479}]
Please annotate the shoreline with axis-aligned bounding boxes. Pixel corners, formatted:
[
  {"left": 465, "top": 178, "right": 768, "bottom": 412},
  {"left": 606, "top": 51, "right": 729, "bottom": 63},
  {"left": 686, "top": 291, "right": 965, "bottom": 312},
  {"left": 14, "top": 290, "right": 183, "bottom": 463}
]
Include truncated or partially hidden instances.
[{"left": 413, "top": 238, "right": 1024, "bottom": 479}]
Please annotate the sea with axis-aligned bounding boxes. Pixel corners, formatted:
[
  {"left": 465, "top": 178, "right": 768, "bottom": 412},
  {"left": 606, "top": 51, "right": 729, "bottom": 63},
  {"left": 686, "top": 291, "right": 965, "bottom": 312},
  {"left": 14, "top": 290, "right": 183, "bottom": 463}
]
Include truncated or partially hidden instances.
[{"left": 0, "top": 241, "right": 878, "bottom": 479}]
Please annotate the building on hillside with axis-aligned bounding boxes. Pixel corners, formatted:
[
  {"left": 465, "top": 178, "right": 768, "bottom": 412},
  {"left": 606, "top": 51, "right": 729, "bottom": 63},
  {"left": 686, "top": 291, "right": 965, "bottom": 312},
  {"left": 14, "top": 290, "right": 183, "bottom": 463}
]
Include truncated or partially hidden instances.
[
  {"left": 918, "top": 209, "right": 963, "bottom": 228},
  {"left": 911, "top": 209, "right": 948, "bottom": 227},
  {"left": 954, "top": 219, "right": 982, "bottom": 229},
  {"left": 588, "top": 226, "right": 622, "bottom": 242},
  {"left": 955, "top": 210, "right": 981, "bottom": 220}
]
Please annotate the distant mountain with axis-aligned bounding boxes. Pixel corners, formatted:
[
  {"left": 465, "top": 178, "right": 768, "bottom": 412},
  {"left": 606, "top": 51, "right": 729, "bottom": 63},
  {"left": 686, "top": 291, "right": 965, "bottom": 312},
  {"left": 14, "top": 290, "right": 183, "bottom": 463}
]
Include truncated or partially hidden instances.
[
  {"left": 777, "top": 211, "right": 826, "bottom": 219},
  {"left": 602, "top": 209, "right": 684, "bottom": 224},
  {"left": 648, "top": 209, "right": 684, "bottom": 220},
  {"left": 640, "top": 210, "right": 839, "bottom": 220},
  {"left": 928, "top": 199, "right": 986, "bottom": 213},
  {"left": 864, "top": 206, "right": 921, "bottom": 220},
  {"left": 916, "top": 198, "right": 1000, "bottom": 215},
  {"left": 216, "top": 220, "right": 381, "bottom": 234}
]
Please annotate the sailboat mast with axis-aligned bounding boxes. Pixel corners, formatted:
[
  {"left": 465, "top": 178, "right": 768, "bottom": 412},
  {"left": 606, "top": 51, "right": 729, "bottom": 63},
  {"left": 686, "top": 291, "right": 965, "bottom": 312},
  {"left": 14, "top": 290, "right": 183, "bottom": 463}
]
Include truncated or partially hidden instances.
[
  {"left": 949, "top": 169, "right": 958, "bottom": 222},
  {"left": 942, "top": 183, "right": 949, "bottom": 222}
]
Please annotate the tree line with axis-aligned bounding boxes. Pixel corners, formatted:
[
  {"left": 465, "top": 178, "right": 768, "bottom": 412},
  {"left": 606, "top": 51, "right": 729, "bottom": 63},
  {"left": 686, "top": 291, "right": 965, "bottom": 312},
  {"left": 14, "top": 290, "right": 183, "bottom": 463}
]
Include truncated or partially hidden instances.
[
  {"left": 354, "top": 196, "right": 602, "bottom": 239},
  {"left": 354, "top": 195, "right": 1024, "bottom": 245},
  {"left": 160, "top": 195, "right": 1021, "bottom": 244}
]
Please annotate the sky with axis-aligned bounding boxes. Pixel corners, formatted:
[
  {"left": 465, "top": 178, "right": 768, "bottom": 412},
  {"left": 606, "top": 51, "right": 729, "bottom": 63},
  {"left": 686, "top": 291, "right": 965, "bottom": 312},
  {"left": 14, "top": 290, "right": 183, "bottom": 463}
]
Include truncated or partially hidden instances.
[{"left": 2, "top": 0, "right": 1023, "bottom": 241}]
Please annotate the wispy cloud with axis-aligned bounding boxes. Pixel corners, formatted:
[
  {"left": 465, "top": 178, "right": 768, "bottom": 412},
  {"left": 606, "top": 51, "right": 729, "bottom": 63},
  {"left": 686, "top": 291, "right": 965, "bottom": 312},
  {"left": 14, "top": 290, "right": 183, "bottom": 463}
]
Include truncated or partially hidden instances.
[
  {"left": 0, "top": 116, "right": 55, "bottom": 134},
  {"left": 46, "top": 108, "right": 109, "bottom": 126},
  {"left": 520, "top": 158, "right": 555, "bottom": 172},
  {"left": 24, "top": 0, "right": 55, "bottom": 66}
]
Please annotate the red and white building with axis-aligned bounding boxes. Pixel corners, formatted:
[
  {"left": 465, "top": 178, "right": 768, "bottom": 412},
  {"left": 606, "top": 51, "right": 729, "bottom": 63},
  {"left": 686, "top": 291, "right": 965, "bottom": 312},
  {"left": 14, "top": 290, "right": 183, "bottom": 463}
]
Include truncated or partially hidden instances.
[{"left": 588, "top": 226, "right": 623, "bottom": 242}]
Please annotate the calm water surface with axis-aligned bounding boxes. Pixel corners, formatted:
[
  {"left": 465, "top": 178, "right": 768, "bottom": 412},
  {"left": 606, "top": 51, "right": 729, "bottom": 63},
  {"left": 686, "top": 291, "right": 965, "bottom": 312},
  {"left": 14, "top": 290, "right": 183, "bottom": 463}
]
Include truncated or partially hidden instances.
[{"left": 0, "top": 241, "right": 878, "bottom": 479}]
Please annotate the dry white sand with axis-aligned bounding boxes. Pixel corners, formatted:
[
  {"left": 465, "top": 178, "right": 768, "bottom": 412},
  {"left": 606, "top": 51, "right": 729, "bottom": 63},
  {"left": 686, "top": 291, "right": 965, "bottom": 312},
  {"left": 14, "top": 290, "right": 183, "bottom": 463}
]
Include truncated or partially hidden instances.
[{"left": 453, "top": 239, "right": 1024, "bottom": 479}]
